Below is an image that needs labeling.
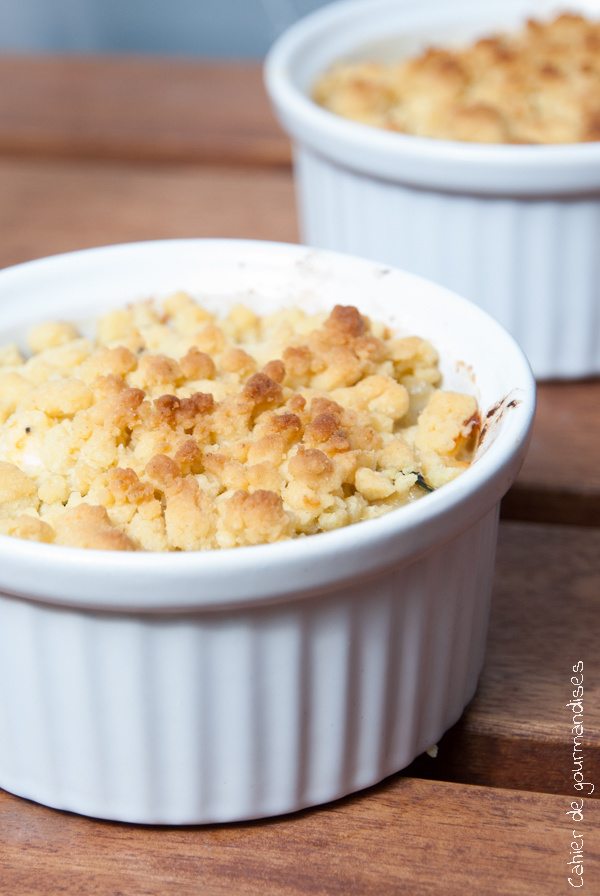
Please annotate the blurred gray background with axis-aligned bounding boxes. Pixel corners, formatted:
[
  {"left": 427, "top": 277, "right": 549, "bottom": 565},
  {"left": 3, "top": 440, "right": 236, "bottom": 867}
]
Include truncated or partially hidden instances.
[{"left": 0, "top": 0, "right": 332, "bottom": 57}]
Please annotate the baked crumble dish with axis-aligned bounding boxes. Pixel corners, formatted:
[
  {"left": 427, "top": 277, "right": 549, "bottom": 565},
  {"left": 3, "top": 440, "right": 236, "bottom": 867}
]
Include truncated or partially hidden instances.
[
  {"left": 0, "top": 295, "right": 479, "bottom": 551},
  {"left": 313, "top": 12, "right": 600, "bottom": 144}
]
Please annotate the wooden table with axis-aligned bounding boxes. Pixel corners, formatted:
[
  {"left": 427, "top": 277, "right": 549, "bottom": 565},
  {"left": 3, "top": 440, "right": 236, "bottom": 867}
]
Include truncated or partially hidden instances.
[{"left": 0, "top": 57, "right": 598, "bottom": 896}]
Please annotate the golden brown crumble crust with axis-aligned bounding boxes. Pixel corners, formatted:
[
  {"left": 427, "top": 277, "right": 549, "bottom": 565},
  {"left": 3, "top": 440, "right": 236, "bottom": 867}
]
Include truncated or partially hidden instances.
[
  {"left": 313, "top": 13, "right": 600, "bottom": 144},
  {"left": 0, "top": 293, "right": 479, "bottom": 550}
]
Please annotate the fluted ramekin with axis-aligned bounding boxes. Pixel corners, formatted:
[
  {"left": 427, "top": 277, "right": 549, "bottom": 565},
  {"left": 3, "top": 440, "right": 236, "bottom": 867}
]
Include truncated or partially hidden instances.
[
  {"left": 264, "top": 0, "right": 600, "bottom": 380},
  {"left": 0, "top": 239, "right": 535, "bottom": 824}
]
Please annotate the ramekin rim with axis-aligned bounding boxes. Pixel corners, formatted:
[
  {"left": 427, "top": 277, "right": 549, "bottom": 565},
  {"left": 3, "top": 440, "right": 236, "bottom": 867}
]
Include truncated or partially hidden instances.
[
  {"left": 0, "top": 238, "right": 536, "bottom": 612},
  {"left": 263, "top": 0, "right": 600, "bottom": 193}
]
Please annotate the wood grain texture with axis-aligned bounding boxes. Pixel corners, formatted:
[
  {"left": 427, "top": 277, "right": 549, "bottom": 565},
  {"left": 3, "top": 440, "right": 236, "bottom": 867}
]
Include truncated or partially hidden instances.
[
  {"left": 501, "top": 381, "right": 600, "bottom": 526},
  {"left": 0, "top": 57, "right": 291, "bottom": 166},
  {"left": 0, "top": 157, "right": 299, "bottom": 271},
  {"left": 408, "top": 522, "right": 600, "bottom": 797},
  {"left": 1, "top": 777, "right": 597, "bottom": 896}
]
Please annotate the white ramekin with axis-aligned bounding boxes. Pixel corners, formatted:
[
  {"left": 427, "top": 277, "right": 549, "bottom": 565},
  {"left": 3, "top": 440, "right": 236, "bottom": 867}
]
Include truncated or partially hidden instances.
[
  {"left": 264, "top": 0, "right": 600, "bottom": 380},
  {"left": 0, "top": 239, "right": 535, "bottom": 824}
]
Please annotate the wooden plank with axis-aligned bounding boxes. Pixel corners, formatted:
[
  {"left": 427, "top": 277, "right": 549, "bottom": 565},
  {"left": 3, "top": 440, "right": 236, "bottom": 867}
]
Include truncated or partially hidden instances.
[
  {"left": 408, "top": 521, "right": 600, "bottom": 797},
  {"left": 0, "top": 56, "right": 291, "bottom": 166},
  {"left": 502, "top": 381, "right": 600, "bottom": 527},
  {"left": 0, "top": 157, "right": 299, "bottom": 271},
  {"left": 1, "top": 777, "right": 596, "bottom": 896}
]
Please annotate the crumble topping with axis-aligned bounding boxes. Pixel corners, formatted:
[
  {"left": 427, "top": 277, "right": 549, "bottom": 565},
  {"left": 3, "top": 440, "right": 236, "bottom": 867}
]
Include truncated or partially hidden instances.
[
  {"left": 313, "top": 13, "right": 600, "bottom": 144},
  {"left": 0, "top": 294, "right": 479, "bottom": 550}
]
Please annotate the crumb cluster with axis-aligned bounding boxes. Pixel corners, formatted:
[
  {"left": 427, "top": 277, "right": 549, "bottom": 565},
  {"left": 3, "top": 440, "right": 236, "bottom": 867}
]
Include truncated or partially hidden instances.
[
  {"left": 0, "top": 293, "right": 479, "bottom": 551},
  {"left": 313, "top": 13, "right": 600, "bottom": 144}
]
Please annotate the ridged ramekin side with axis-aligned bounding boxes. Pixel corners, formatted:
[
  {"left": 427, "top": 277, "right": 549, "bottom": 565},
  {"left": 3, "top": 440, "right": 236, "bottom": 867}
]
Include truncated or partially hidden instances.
[
  {"left": 0, "top": 508, "right": 498, "bottom": 825},
  {"left": 295, "top": 146, "right": 600, "bottom": 380}
]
